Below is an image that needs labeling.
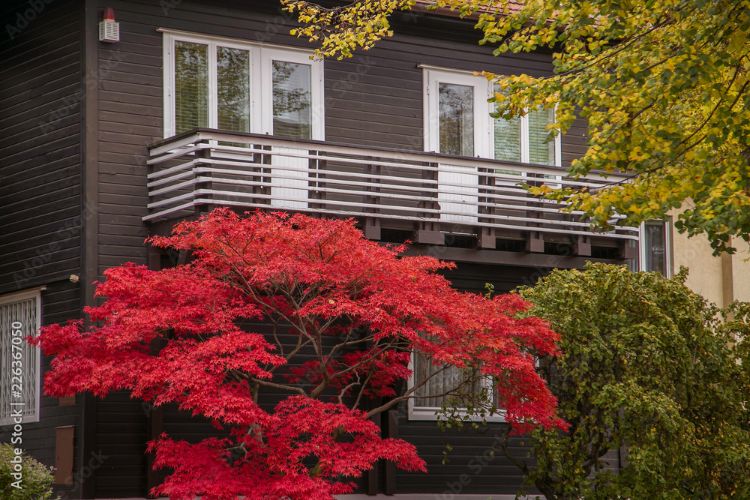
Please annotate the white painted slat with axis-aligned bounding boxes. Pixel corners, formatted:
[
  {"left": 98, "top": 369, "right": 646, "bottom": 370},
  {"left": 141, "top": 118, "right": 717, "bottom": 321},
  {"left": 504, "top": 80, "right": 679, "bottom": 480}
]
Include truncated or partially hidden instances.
[
  {"left": 270, "top": 146, "right": 308, "bottom": 210},
  {"left": 438, "top": 163, "right": 478, "bottom": 224}
]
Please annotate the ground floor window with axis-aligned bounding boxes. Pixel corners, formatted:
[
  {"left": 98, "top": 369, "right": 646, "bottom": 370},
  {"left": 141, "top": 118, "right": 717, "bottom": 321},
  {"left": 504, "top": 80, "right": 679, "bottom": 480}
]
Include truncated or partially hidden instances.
[
  {"left": 408, "top": 350, "right": 501, "bottom": 421},
  {"left": 0, "top": 288, "right": 42, "bottom": 425}
]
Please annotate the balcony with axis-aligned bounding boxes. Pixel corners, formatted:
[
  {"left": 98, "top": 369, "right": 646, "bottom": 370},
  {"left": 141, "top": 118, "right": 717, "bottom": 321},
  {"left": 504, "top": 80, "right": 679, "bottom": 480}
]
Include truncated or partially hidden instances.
[{"left": 145, "top": 129, "right": 639, "bottom": 256}]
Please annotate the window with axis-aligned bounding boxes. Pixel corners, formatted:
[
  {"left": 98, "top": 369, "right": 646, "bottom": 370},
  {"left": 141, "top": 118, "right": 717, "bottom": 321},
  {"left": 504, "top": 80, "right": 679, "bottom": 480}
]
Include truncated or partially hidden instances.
[
  {"left": 1, "top": 289, "right": 42, "bottom": 425},
  {"left": 424, "top": 68, "right": 560, "bottom": 165},
  {"left": 162, "top": 31, "right": 324, "bottom": 139},
  {"left": 423, "top": 68, "right": 561, "bottom": 224},
  {"left": 163, "top": 31, "right": 324, "bottom": 210},
  {"left": 640, "top": 220, "right": 671, "bottom": 276},
  {"left": 408, "top": 351, "right": 502, "bottom": 422}
]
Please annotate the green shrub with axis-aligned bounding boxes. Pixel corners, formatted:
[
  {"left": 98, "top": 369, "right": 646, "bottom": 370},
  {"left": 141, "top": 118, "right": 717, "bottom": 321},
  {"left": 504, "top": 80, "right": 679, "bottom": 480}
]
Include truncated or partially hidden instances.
[
  {"left": 0, "top": 443, "right": 55, "bottom": 499},
  {"left": 513, "top": 263, "right": 750, "bottom": 499}
]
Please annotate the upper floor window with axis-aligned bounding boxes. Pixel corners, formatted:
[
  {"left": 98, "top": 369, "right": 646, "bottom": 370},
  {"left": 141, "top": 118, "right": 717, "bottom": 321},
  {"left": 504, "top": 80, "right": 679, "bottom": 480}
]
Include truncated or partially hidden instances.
[
  {"left": 1, "top": 289, "right": 42, "bottom": 425},
  {"left": 641, "top": 220, "right": 672, "bottom": 276},
  {"left": 424, "top": 67, "right": 560, "bottom": 224},
  {"left": 162, "top": 31, "right": 324, "bottom": 140},
  {"left": 424, "top": 67, "right": 561, "bottom": 165}
]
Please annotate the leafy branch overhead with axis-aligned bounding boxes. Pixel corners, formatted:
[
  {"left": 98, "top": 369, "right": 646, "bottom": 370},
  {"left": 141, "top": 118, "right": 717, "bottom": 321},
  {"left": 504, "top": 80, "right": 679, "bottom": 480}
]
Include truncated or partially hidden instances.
[{"left": 283, "top": 0, "right": 750, "bottom": 254}]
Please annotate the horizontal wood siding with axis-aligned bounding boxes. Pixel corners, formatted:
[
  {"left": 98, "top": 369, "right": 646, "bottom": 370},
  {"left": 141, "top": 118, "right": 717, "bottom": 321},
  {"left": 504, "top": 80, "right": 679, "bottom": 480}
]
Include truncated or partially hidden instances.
[
  {"left": 395, "top": 263, "right": 550, "bottom": 494},
  {"left": 0, "top": 0, "right": 82, "bottom": 295},
  {"left": 89, "top": 0, "right": 583, "bottom": 495},
  {"left": 0, "top": 1, "right": 83, "bottom": 497}
]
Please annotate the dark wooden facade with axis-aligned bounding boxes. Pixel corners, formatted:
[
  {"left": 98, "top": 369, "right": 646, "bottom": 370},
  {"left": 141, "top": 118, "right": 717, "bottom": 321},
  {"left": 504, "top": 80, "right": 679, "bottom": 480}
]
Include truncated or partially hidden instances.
[{"left": 0, "top": 0, "right": 628, "bottom": 497}]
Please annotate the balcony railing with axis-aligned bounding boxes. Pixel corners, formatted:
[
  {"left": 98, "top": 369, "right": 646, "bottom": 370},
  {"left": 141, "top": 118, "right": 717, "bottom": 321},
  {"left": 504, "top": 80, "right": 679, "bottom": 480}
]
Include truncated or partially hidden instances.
[{"left": 145, "top": 129, "right": 639, "bottom": 245}]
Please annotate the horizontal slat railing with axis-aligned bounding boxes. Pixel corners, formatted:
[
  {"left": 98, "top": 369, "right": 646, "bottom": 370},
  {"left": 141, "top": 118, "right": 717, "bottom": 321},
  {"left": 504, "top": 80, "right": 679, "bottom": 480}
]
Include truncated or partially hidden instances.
[{"left": 145, "top": 129, "right": 639, "bottom": 241}]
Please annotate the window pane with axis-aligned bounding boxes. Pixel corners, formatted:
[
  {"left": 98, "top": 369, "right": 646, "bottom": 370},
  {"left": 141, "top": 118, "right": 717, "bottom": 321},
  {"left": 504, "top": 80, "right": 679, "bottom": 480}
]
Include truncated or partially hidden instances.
[
  {"left": 494, "top": 115, "right": 521, "bottom": 162},
  {"left": 217, "top": 46, "right": 250, "bottom": 133},
  {"left": 0, "top": 297, "right": 39, "bottom": 424},
  {"left": 413, "top": 352, "right": 483, "bottom": 408},
  {"left": 439, "top": 83, "right": 474, "bottom": 156},
  {"left": 644, "top": 221, "right": 668, "bottom": 275},
  {"left": 493, "top": 84, "right": 521, "bottom": 162},
  {"left": 273, "top": 61, "right": 312, "bottom": 140},
  {"left": 174, "top": 41, "right": 208, "bottom": 134},
  {"left": 528, "top": 107, "right": 556, "bottom": 165}
]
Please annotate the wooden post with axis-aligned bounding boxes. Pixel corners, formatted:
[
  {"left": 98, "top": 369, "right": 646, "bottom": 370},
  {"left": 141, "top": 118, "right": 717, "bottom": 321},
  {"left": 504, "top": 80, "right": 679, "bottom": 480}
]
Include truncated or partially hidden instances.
[
  {"left": 384, "top": 410, "right": 398, "bottom": 494},
  {"left": 365, "top": 161, "right": 381, "bottom": 240},
  {"left": 196, "top": 138, "right": 213, "bottom": 213},
  {"left": 478, "top": 166, "right": 496, "bottom": 249},
  {"left": 415, "top": 161, "right": 444, "bottom": 245}
]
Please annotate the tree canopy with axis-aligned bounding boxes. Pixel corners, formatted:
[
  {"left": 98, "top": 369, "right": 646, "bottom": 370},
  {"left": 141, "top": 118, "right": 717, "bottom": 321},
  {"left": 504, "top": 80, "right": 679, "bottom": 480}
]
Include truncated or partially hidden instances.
[
  {"left": 34, "top": 209, "right": 563, "bottom": 499},
  {"left": 283, "top": 0, "right": 750, "bottom": 254},
  {"left": 516, "top": 264, "right": 750, "bottom": 498}
]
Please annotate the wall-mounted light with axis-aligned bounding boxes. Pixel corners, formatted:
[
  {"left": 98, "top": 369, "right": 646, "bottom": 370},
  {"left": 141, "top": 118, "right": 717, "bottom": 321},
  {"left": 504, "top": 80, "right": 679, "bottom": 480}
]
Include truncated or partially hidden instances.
[{"left": 99, "top": 7, "right": 119, "bottom": 43}]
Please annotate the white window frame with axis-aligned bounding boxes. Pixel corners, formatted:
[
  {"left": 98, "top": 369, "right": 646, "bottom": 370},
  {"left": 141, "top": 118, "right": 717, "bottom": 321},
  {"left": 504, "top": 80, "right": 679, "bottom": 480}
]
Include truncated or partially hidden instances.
[
  {"left": 639, "top": 219, "right": 673, "bottom": 277},
  {"left": 407, "top": 351, "right": 505, "bottom": 422},
  {"left": 162, "top": 30, "right": 325, "bottom": 140},
  {"left": 0, "top": 287, "right": 44, "bottom": 426},
  {"left": 422, "top": 65, "right": 561, "bottom": 166},
  {"left": 424, "top": 67, "right": 491, "bottom": 158}
]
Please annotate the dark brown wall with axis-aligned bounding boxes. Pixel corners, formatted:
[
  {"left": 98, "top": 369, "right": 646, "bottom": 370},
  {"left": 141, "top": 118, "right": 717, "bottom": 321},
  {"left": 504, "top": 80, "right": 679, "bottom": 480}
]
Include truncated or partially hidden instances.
[
  {"left": 394, "top": 263, "right": 549, "bottom": 495},
  {"left": 0, "top": 0, "right": 84, "bottom": 496},
  {"left": 84, "top": 0, "right": 585, "bottom": 496},
  {"left": 0, "top": 0, "right": 82, "bottom": 294}
]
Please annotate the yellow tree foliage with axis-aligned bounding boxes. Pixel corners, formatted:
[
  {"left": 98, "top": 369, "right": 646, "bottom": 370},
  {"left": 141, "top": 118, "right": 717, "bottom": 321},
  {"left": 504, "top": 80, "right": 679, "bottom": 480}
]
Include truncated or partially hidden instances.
[{"left": 282, "top": 0, "right": 750, "bottom": 254}]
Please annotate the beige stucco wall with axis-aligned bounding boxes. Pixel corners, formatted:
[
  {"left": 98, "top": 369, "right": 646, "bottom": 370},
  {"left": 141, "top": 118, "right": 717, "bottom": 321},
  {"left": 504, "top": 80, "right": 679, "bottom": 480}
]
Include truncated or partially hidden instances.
[{"left": 671, "top": 227, "right": 750, "bottom": 307}]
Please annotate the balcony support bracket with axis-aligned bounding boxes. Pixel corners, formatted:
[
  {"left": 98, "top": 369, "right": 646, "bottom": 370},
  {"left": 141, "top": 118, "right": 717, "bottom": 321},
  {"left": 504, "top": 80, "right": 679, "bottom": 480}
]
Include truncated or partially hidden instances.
[
  {"left": 574, "top": 236, "right": 592, "bottom": 257},
  {"left": 416, "top": 229, "right": 444, "bottom": 246},
  {"left": 526, "top": 232, "right": 544, "bottom": 253},
  {"left": 364, "top": 218, "right": 381, "bottom": 241},
  {"left": 479, "top": 227, "right": 496, "bottom": 249}
]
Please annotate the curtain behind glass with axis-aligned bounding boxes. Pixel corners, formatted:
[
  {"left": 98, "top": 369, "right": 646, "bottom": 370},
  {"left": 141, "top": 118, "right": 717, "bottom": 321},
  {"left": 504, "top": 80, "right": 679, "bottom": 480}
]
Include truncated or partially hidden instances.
[
  {"left": 0, "top": 298, "right": 38, "bottom": 422},
  {"left": 174, "top": 41, "right": 208, "bottom": 134},
  {"left": 413, "top": 352, "right": 483, "bottom": 408},
  {"left": 494, "top": 115, "right": 522, "bottom": 162},
  {"left": 528, "top": 107, "right": 556, "bottom": 165}
]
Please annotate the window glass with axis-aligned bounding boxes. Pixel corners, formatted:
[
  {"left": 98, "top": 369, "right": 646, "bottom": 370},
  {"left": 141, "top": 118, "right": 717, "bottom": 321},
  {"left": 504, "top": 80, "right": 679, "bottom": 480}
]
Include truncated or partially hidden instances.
[
  {"left": 644, "top": 221, "right": 668, "bottom": 275},
  {"left": 439, "top": 82, "right": 474, "bottom": 156},
  {"left": 174, "top": 41, "right": 208, "bottom": 134},
  {"left": 528, "top": 107, "right": 556, "bottom": 165},
  {"left": 413, "top": 351, "right": 486, "bottom": 409},
  {"left": 494, "top": 114, "right": 522, "bottom": 162},
  {"left": 217, "top": 46, "right": 251, "bottom": 133},
  {"left": 272, "top": 61, "right": 312, "bottom": 140},
  {"left": 0, "top": 294, "right": 40, "bottom": 424},
  {"left": 493, "top": 84, "right": 521, "bottom": 162}
]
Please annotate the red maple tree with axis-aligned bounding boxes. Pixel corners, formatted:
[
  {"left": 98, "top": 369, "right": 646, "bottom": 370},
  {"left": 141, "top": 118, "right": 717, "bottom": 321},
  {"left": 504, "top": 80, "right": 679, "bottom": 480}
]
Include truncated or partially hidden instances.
[{"left": 34, "top": 208, "right": 565, "bottom": 499}]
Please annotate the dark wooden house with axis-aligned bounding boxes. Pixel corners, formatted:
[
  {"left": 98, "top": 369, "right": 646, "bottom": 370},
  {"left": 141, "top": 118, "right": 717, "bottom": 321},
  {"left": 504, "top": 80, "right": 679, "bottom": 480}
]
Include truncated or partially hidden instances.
[{"left": 0, "top": 0, "right": 667, "bottom": 497}]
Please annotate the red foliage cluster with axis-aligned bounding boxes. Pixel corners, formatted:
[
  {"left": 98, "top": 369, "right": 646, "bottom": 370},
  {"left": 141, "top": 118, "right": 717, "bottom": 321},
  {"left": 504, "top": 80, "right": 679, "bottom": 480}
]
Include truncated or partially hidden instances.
[{"left": 34, "top": 208, "right": 564, "bottom": 499}]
